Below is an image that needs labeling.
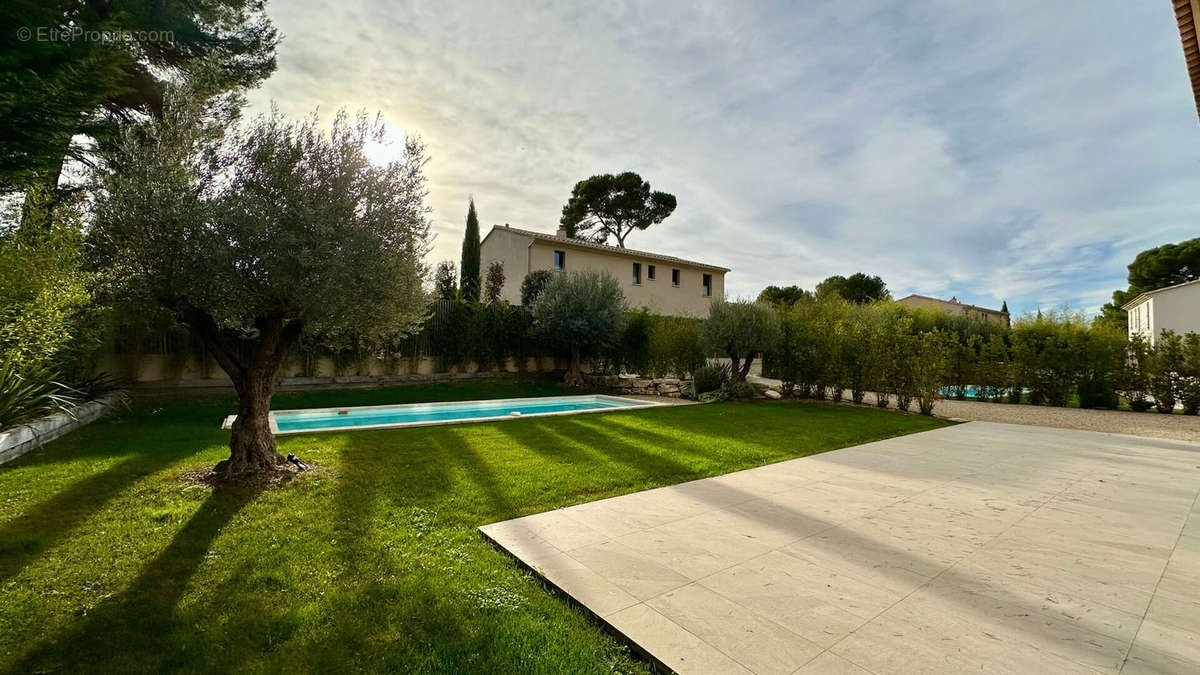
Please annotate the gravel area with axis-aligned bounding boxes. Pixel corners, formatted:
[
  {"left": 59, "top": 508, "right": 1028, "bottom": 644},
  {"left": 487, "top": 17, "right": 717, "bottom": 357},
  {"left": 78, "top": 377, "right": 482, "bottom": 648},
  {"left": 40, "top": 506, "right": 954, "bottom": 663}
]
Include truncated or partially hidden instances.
[{"left": 749, "top": 375, "right": 1200, "bottom": 443}]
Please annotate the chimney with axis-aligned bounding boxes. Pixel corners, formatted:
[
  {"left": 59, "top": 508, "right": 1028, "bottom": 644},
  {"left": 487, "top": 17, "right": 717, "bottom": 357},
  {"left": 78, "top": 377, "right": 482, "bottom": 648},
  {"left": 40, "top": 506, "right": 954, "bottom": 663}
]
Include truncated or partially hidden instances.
[{"left": 556, "top": 226, "right": 567, "bottom": 237}]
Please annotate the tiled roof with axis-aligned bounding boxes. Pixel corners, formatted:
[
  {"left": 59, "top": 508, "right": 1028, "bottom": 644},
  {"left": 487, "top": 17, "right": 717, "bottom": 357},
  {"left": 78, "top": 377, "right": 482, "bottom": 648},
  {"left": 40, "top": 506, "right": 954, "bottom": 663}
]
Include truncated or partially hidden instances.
[
  {"left": 1175, "top": 0, "right": 1200, "bottom": 119},
  {"left": 486, "top": 225, "right": 731, "bottom": 272}
]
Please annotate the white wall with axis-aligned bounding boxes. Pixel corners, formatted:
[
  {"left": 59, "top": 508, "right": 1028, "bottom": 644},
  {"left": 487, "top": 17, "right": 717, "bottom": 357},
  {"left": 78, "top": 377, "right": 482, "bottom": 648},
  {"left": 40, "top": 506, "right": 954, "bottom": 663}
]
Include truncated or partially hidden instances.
[
  {"left": 1128, "top": 282, "right": 1200, "bottom": 345},
  {"left": 1151, "top": 283, "right": 1200, "bottom": 341}
]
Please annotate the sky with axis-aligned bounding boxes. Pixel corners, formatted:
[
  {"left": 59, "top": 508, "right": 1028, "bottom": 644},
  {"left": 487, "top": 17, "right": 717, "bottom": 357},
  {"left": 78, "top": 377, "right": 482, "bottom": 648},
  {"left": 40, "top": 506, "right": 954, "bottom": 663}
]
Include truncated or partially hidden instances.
[{"left": 246, "top": 1, "right": 1200, "bottom": 317}]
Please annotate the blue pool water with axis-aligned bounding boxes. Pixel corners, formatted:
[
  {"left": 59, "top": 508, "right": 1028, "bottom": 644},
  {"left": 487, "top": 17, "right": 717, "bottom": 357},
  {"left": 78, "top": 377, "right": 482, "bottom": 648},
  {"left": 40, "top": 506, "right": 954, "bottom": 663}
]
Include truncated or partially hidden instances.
[
  {"left": 939, "top": 386, "right": 986, "bottom": 398},
  {"left": 269, "top": 395, "right": 653, "bottom": 434}
]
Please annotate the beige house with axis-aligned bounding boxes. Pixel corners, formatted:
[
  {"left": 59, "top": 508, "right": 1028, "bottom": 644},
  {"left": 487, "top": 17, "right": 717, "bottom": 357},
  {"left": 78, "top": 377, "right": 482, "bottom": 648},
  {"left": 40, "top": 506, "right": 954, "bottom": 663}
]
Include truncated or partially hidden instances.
[
  {"left": 479, "top": 225, "right": 728, "bottom": 317},
  {"left": 896, "top": 294, "right": 1010, "bottom": 326},
  {"left": 1122, "top": 278, "right": 1200, "bottom": 346}
]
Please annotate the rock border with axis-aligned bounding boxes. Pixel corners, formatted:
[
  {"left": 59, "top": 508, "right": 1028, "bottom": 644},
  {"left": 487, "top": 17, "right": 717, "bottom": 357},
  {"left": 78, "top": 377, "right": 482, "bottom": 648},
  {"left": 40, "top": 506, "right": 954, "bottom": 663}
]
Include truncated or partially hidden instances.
[{"left": 584, "top": 375, "right": 694, "bottom": 398}]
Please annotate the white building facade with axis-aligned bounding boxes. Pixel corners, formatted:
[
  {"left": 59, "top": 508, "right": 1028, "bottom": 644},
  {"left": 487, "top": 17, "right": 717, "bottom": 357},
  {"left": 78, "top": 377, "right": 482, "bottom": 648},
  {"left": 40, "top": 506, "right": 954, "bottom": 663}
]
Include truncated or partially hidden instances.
[{"left": 1122, "top": 278, "right": 1200, "bottom": 345}]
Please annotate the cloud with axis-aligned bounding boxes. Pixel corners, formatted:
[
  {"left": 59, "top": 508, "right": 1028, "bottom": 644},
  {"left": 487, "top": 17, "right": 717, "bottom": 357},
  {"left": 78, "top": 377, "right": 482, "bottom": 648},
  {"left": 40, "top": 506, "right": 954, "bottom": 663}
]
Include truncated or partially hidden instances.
[{"left": 246, "top": 0, "right": 1200, "bottom": 316}]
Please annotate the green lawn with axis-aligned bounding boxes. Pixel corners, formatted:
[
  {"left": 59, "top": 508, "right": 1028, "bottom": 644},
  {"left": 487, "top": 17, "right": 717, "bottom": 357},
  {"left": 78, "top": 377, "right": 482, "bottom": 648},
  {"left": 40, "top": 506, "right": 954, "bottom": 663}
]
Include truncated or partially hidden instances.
[{"left": 0, "top": 380, "right": 948, "bottom": 673}]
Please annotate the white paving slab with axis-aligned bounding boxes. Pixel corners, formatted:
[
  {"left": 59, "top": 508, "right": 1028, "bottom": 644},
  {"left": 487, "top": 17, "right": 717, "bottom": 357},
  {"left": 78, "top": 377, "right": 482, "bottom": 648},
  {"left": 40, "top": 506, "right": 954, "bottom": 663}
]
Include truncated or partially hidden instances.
[{"left": 480, "top": 421, "right": 1200, "bottom": 674}]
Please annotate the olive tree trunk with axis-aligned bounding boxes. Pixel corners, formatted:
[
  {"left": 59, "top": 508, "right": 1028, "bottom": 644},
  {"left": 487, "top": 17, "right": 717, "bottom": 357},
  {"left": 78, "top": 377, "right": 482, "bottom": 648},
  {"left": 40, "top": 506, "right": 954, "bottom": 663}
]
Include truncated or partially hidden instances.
[
  {"left": 224, "top": 365, "right": 286, "bottom": 475},
  {"left": 181, "top": 307, "right": 303, "bottom": 478},
  {"left": 738, "top": 352, "right": 757, "bottom": 381},
  {"left": 564, "top": 344, "right": 584, "bottom": 387},
  {"left": 727, "top": 352, "right": 743, "bottom": 382}
]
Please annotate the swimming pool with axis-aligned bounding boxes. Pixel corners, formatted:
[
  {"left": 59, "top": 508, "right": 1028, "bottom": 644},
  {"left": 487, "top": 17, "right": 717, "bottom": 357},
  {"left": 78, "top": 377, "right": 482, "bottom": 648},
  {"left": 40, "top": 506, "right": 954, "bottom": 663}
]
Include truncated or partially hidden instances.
[{"left": 221, "top": 395, "right": 662, "bottom": 435}]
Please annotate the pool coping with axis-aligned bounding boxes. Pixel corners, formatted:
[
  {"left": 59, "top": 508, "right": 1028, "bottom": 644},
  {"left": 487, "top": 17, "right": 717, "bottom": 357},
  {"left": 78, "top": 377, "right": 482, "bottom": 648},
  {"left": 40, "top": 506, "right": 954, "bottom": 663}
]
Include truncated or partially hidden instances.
[{"left": 220, "top": 394, "right": 669, "bottom": 435}]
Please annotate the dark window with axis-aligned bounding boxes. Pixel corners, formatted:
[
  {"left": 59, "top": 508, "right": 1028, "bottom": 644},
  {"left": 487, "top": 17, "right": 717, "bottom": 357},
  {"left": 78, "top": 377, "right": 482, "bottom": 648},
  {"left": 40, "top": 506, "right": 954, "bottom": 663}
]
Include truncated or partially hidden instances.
[
  {"left": 647, "top": 264, "right": 656, "bottom": 280},
  {"left": 554, "top": 250, "right": 565, "bottom": 270},
  {"left": 632, "top": 262, "right": 641, "bottom": 285},
  {"left": 672, "top": 269, "right": 680, "bottom": 286},
  {"left": 702, "top": 273, "right": 712, "bottom": 297}
]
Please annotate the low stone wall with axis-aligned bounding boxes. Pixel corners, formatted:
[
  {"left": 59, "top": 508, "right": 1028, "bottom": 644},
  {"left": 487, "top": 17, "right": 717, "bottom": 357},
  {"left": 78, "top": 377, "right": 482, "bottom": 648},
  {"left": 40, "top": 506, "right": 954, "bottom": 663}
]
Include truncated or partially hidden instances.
[
  {"left": 136, "top": 369, "right": 556, "bottom": 392},
  {"left": 0, "top": 396, "right": 119, "bottom": 465},
  {"left": 98, "top": 353, "right": 562, "bottom": 385},
  {"left": 586, "top": 375, "right": 693, "bottom": 398}
]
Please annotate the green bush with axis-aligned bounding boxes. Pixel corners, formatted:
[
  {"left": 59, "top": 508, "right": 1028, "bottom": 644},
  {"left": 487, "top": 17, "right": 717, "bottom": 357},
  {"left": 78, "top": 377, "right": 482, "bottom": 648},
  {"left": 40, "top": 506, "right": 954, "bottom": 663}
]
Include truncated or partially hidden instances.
[
  {"left": 532, "top": 270, "right": 626, "bottom": 386},
  {"left": 914, "top": 331, "right": 951, "bottom": 415},
  {"left": 701, "top": 300, "right": 780, "bottom": 382},
  {"left": 1182, "top": 334, "right": 1200, "bottom": 415},
  {"left": 0, "top": 205, "right": 106, "bottom": 382},
  {"left": 722, "top": 379, "right": 756, "bottom": 400},
  {"left": 1122, "top": 335, "right": 1153, "bottom": 412},
  {"left": 605, "top": 308, "right": 653, "bottom": 375},
  {"left": 1149, "top": 331, "right": 1184, "bottom": 414},
  {"left": 698, "top": 389, "right": 728, "bottom": 403},
  {"left": 692, "top": 362, "right": 728, "bottom": 394},
  {"left": 520, "top": 270, "right": 554, "bottom": 306},
  {"left": 0, "top": 358, "right": 80, "bottom": 430},
  {"left": 647, "top": 316, "right": 705, "bottom": 378}
]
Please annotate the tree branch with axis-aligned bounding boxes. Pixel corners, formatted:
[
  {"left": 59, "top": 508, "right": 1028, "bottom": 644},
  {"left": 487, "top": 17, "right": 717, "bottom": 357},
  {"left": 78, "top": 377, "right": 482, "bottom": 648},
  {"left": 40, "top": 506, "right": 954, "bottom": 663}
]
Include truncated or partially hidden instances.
[{"left": 175, "top": 302, "right": 247, "bottom": 380}]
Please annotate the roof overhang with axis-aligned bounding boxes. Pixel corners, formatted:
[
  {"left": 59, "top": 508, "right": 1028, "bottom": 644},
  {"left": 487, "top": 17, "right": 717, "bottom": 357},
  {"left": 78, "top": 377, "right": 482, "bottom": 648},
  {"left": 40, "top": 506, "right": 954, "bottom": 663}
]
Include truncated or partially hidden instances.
[
  {"left": 1175, "top": 0, "right": 1200, "bottom": 120},
  {"left": 1120, "top": 277, "right": 1200, "bottom": 309},
  {"left": 486, "top": 225, "right": 731, "bottom": 273}
]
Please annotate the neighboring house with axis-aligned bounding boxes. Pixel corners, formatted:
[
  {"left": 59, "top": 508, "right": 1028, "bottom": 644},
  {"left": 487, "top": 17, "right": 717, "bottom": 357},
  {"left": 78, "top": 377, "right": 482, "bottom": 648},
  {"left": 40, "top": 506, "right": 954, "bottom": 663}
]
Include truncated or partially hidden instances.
[
  {"left": 1122, "top": 278, "right": 1200, "bottom": 345},
  {"left": 479, "top": 225, "right": 728, "bottom": 317},
  {"left": 1173, "top": 0, "right": 1200, "bottom": 120},
  {"left": 896, "top": 294, "right": 1011, "bottom": 326}
]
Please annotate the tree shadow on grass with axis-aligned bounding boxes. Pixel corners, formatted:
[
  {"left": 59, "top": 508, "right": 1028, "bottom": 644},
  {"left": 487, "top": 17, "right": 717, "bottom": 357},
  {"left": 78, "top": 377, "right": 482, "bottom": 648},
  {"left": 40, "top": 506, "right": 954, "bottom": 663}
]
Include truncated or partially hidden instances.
[
  {"left": 0, "top": 444, "right": 205, "bottom": 586},
  {"left": 535, "top": 416, "right": 701, "bottom": 477},
  {"left": 488, "top": 417, "right": 705, "bottom": 511},
  {"left": 326, "top": 427, "right": 458, "bottom": 562},
  {"left": 434, "top": 428, "right": 518, "bottom": 519},
  {"left": 12, "top": 486, "right": 259, "bottom": 672}
]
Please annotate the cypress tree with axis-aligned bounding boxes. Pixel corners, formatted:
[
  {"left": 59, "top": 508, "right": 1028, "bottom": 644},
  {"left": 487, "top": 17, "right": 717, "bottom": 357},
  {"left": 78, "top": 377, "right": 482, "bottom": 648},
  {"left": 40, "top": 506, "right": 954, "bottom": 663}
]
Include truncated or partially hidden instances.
[{"left": 460, "top": 199, "right": 482, "bottom": 302}]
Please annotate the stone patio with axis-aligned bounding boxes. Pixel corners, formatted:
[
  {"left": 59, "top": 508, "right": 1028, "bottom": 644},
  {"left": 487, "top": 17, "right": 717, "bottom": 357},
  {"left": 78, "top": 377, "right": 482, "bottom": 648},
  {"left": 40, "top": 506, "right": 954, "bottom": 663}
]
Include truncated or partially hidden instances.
[{"left": 479, "top": 422, "right": 1200, "bottom": 674}]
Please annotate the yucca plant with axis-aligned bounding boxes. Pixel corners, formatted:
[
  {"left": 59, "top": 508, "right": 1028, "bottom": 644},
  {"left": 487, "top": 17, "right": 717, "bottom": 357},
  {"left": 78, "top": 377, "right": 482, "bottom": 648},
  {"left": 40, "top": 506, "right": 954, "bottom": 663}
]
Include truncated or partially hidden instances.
[{"left": 0, "top": 359, "right": 81, "bottom": 430}]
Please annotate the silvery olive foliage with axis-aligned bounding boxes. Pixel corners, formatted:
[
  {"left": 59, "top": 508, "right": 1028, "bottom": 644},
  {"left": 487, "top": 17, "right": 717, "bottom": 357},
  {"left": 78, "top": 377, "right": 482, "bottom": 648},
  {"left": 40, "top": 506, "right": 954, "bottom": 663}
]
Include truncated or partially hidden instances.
[
  {"left": 700, "top": 300, "right": 780, "bottom": 382},
  {"left": 531, "top": 270, "right": 626, "bottom": 385},
  {"left": 90, "top": 85, "right": 432, "bottom": 346}
]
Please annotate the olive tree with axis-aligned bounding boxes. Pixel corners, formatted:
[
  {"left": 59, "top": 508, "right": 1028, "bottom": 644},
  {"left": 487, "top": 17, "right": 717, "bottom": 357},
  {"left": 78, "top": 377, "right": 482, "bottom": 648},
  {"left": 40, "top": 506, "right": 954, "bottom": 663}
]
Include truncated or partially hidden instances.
[
  {"left": 90, "top": 90, "right": 431, "bottom": 479},
  {"left": 701, "top": 300, "right": 780, "bottom": 382},
  {"left": 531, "top": 271, "right": 626, "bottom": 386}
]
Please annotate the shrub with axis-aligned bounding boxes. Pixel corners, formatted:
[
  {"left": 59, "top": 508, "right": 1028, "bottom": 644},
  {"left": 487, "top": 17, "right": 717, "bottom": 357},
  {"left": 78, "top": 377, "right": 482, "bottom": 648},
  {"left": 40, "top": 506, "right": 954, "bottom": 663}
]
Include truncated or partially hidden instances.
[
  {"left": 722, "top": 379, "right": 756, "bottom": 400},
  {"left": 1149, "top": 330, "right": 1184, "bottom": 414},
  {"left": 424, "top": 300, "right": 533, "bottom": 372},
  {"left": 1122, "top": 335, "right": 1153, "bottom": 412},
  {"left": 1182, "top": 333, "right": 1200, "bottom": 415},
  {"left": 532, "top": 270, "right": 626, "bottom": 386},
  {"left": 0, "top": 358, "right": 81, "bottom": 430},
  {"left": 607, "top": 308, "right": 653, "bottom": 375},
  {"left": 701, "top": 300, "right": 780, "bottom": 381},
  {"left": 692, "top": 362, "right": 729, "bottom": 394},
  {"left": 647, "top": 317, "right": 705, "bottom": 378},
  {"left": 763, "top": 311, "right": 799, "bottom": 396},
  {"left": 840, "top": 319, "right": 871, "bottom": 404},
  {"left": 977, "top": 334, "right": 1010, "bottom": 402},
  {"left": 520, "top": 270, "right": 554, "bottom": 306},
  {"left": 0, "top": 204, "right": 105, "bottom": 382},
  {"left": 483, "top": 261, "right": 505, "bottom": 303},
  {"left": 866, "top": 313, "right": 905, "bottom": 407},
  {"left": 1076, "top": 327, "right": 1124, "bottom": 409},
  {"left": 913, "top": 330, "right": 951, "bottom": 415},
  {"left": 433, "top": 261, "right": 458, "bottom": 300}
]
